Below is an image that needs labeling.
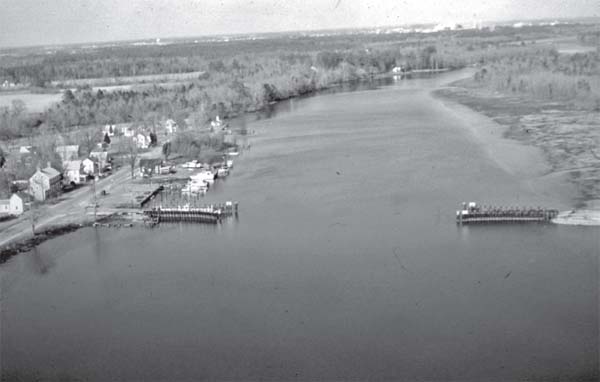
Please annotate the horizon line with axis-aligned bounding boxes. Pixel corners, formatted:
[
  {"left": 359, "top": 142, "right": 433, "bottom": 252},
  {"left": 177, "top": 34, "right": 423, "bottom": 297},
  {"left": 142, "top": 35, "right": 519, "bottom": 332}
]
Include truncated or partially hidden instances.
[{"left": 1, "top": 15, "right": 598, "bottom": 51}]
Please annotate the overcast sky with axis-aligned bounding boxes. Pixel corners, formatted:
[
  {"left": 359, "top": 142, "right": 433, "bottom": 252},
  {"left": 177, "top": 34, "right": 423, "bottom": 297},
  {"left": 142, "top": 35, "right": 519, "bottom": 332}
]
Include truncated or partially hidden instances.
[{"left": 0, "top": 0, "right": 598, "bottom": 47}]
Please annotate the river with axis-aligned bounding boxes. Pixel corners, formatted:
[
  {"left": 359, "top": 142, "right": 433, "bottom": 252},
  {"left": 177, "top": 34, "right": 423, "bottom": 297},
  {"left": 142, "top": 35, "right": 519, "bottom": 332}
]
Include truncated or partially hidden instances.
[{"left": 1, "top": 71, "right": 599, "bottom": 381}]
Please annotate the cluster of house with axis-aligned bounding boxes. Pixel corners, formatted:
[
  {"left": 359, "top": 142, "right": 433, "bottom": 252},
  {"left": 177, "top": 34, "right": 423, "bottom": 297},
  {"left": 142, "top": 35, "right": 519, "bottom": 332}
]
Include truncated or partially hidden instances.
[
  {"left": 55, "top": 145, "right": 110, "bottom": 186},
  {"left": 1, "top": 80, "right": 18, "bottom": 89},
  {"left": 0, "top": 144, "right": 112, "bottom": 218},
  {"left": 0, "top": 163, "right": 63, "bottom": 217},
  {"left": 103, "top": 119, "right": 177, "bottom": 150}
]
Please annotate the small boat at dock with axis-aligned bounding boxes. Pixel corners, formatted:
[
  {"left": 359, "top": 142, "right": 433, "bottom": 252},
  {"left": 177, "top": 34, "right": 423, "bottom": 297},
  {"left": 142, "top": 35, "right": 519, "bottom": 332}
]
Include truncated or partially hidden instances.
[{"left": 190, "top": 170, "right": 215, "bottom": 184}]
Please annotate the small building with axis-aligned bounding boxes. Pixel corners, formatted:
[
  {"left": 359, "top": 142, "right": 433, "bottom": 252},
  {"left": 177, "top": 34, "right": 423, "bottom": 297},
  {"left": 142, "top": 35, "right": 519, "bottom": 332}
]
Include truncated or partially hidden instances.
[
  {"left": 64, "top": 160, "right": 85, "bottom": 185},
  {"left": 89, "top": 150, "right": 109, "bottom": 170},
  {"left": 19, "top": 146, "right": 32, "bottom": 154},
  {"left": 0, "top": 193, "right": 24, "bottom": 216},
  {"left": 210, "top": 115, "right": 224, "bottom": 130},
  {"left": 165, "top": 119, "right": 178, "bottom": 135},
  {"left": 103, "top": 124, "right": 115, "bottom": 137},
  {"left": 120, "top": 125, "right": 135, "bottom": 137},
  {"left": 139, "top": 158, "right": 163, "bottom": 177},
  {"left": 29, "top": 164, "right": 62, "bottom": 201},
  {"left": 82, "top": 158, "right": 95, "bottom": 175},
  {"left": 55, "top": 145, "right": 80, "bottom": 164},
  {"left": 134, "top": 134, "right": 149, "bottom": 149}
]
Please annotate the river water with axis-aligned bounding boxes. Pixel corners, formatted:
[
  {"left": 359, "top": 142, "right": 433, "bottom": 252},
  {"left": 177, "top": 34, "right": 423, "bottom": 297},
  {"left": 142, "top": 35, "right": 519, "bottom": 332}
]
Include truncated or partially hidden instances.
[{"left": 2, "top": 72, "right": 599, "bottom": 381}]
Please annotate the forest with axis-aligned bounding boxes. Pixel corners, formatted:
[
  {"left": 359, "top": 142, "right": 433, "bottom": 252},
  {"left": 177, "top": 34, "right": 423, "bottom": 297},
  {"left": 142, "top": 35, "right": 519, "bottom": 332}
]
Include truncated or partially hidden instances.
[
  {"left": 470, "top": 48, "right": 600, "bottom": 110},
  {"left": 3, "top": 22, "right": 596, "bottom": 142}
]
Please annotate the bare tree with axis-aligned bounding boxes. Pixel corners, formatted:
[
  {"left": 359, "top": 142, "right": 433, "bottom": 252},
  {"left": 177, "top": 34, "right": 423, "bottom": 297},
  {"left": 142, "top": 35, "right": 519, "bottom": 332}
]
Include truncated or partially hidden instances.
[
  {"left": 120, "top": 138, "right": 139, "bottom": 179},
  {"left": 29, "top": 175, "right": 44, "bottom": 235}
]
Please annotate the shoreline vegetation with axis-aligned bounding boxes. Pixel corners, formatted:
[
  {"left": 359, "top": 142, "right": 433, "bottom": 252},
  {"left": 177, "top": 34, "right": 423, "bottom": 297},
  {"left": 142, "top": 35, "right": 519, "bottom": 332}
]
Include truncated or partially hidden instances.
[
  {"left": 1, "top": 23, "right": 600, "bottom": 258},
  {"left": 434, "top": 41, "right": 600, "bottom": 224}
]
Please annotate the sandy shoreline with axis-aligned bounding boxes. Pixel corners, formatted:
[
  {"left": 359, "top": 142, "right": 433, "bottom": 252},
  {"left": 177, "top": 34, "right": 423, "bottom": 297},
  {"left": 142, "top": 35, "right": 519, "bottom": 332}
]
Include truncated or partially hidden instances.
[
  {"left": 553, "top": 209, "right": 600, "bottom": 226},
  {"left": 435, "top": 83, "right": 600, "bottom": 226}
]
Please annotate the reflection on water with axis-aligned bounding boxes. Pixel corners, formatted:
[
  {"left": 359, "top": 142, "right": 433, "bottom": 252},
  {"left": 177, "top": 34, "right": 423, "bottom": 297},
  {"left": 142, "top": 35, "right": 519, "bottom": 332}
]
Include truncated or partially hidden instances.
[
  {"left": 26, "top": 247, "right": 56, "bottom": 275},
  {"left": 1, "top": 70, "right": 598, "bottom": 381}
]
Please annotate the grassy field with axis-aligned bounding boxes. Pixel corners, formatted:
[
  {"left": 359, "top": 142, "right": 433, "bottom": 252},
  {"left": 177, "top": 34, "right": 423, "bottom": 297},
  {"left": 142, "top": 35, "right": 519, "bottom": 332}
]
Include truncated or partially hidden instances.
[
  {"left": 0, "top": 90, "right": 63, "bottom": 113},
  {"left": 52, "top": 70, "right": 206, "bottom": 88},
  {"left": 436, "top": 82, "right": 600, "bottom": 208}
]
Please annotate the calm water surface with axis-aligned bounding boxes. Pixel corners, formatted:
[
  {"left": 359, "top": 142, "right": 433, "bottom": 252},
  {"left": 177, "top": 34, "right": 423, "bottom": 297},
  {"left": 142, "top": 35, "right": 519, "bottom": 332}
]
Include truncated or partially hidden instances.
[{"left": 2, "top": 72, "right": 599, "bottom": 381}]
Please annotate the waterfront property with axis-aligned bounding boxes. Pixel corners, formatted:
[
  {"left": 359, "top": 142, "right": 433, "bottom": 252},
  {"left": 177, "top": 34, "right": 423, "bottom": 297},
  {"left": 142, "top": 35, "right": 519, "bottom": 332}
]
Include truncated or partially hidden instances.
[
  {"left": 82, "top": 158, "right": 95, "bottom": 175},
  {"left": 139, "top": 158, "right": 163, "bottom": 177},
  {"left": 63, "top": 160, "right": 86, "bottom": 185},
  {"left": 0, "top": 193, "right": 24, "bottom": 216},
  {"left": 29, "top": 164, "right": 62, "bottom": 201},
  {"left": 89, "top": 150, "right": 109, "bottom": 170}
]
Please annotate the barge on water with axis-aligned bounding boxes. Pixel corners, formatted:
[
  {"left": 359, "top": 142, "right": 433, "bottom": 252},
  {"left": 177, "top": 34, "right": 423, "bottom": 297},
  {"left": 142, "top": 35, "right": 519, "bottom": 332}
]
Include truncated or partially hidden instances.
[{"left": 456, "top": 202, "right": 558, "bottom": 224}]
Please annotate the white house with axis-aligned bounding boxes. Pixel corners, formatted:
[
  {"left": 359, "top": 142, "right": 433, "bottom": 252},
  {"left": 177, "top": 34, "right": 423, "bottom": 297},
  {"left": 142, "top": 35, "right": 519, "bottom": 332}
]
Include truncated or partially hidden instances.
[
  {"left": 89, "top": 150, "right": 109, "bottom": 170},
  {"left": 103, "top": 124, "right": 115, "bottom": 137},
  {"left": 64, "top": 160, "right": 85, "bottom": 185},
  {"left": 82, "top": 158, "right": 95, "bottom": 175},
  {"left": 165, "top": 119, "right": 178, "bottom": 135},
  {"left": 29, "top": 164, "right": 62, "bottom": 201},
  {"left": 55, "top": 145, "right": 80, "bottom": 164},
  {"left": 134, "top": 134, "right": 149, "bottom": 149},
  {"left": 0, "top": 194, "right": 24, "bottom": 216},
  {"left": 210, "top": 115, "right": 224, "bottom": 130},
  {"left": 121, "top": 125, "right": 135, "bottom": 137}
]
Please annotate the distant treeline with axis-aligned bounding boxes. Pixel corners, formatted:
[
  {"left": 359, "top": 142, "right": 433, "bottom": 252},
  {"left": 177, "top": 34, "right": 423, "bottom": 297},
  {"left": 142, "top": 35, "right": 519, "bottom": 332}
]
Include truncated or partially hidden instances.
[
  {"left": 1, "top": 22, "right": 599, "bottom": 141},
  {"left": 471, "top": 48, "right": 600, "bottom": 110},
  {"left": 0, "top": 23, "right": 592, "bottom": 85},
  {"left": 0, "top": 44, "right": 468, "bottom": 139}
]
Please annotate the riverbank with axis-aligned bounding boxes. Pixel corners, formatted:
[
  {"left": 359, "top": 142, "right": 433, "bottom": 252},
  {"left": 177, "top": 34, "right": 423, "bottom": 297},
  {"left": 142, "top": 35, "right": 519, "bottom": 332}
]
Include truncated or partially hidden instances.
[
  {"left": 0, "top": 221, "right": 92, "bottom": 263},
  {"left": 435, "top": 77, "right": 600, "bottom": 225},
  {"left": 0, "top": 210, "right": 152, "bottom": 263}
]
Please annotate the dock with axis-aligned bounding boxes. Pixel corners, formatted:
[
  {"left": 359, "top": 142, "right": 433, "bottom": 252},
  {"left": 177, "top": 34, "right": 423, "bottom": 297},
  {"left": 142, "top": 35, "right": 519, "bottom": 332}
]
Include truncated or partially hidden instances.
[
  {"left": 143, "top": 202, "right": 239, "bottom": 225},
  {"left": 456, "top": 202, "right": 558, "bottom": 224},
  {"left": 140, "top": 185, "right": 164, "bottom": 207}
]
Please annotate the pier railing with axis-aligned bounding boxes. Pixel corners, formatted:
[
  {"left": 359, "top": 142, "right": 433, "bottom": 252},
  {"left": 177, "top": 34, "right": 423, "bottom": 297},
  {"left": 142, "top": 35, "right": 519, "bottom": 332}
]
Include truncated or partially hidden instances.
[
  {"left": 456, "top": 203, "right": 558, "bottom": 224},
  {"left": 143, "top": 202, "right": 239, "bottom": 224}
]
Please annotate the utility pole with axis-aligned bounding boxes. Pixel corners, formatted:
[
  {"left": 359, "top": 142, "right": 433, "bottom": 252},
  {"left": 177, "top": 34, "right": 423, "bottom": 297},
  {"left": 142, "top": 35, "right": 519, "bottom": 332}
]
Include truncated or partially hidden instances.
[{"left": 92, "top": 170, "right": 98, "bottom": 223}]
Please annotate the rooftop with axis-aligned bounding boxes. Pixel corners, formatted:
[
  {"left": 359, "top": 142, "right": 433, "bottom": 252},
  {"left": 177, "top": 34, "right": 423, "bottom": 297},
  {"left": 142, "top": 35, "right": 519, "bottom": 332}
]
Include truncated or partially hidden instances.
[{"left": 41, "top": 166, "right": 61, "bottom": 179}]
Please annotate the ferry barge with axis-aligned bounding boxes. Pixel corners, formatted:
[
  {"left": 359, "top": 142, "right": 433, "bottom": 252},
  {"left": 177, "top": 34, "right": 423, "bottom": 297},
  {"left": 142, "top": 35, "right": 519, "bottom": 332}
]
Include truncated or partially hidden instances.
[{"left": 456, "top": 202, "right": 558, "bottom": 224}]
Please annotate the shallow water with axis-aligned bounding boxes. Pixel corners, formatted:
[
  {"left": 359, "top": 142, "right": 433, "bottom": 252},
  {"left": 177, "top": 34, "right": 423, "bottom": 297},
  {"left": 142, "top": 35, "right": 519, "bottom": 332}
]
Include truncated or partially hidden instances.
[{"left": 2, "top": 72, "right": 599, "bottom": 381}]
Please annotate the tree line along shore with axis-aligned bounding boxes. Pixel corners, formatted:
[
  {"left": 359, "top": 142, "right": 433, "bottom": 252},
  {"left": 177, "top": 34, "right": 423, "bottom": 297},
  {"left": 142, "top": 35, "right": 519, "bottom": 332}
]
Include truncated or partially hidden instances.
[{"left": 0, "top": 22, "right": 599, "bottom": 204}]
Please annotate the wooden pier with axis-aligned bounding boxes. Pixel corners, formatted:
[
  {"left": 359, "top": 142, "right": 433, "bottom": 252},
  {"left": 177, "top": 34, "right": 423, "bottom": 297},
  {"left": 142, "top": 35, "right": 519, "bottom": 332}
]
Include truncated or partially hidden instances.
[
  {"left": 140, "top": 185, "right": 164, "bottom": 208},
  {"left": 456, "top": 202, "right": 558, "bottom": 224},
  {"left": 143, "top": 202, "right": 239, "bottom": 225}
]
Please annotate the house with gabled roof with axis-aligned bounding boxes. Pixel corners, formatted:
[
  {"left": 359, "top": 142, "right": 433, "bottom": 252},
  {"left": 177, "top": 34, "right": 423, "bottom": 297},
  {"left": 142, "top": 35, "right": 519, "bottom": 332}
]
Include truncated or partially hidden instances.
[
  {"left": 55, "top": 145, "right": 80, "bottom": 164},
  {"left": 165, "top": 119, "right": 178, "bottom": 135},
  {"left": 29, "top": 163, "right": 62, "bottom": 201},
  {"left": 64, "top": 160, "right": 86, "bottom": 185},
  {"left": 0, "top": 194, "right": 24, "bottom": 216}
]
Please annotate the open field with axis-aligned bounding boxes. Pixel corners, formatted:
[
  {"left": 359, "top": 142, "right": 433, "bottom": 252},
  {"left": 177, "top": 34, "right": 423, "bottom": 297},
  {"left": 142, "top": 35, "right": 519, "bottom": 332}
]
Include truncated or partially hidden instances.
[
  {"left": 0, "top": 90, "right": 63, "bottom": 112},
  {"left": 53, "top": 70, "right": 206, "bottom": 89}
]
